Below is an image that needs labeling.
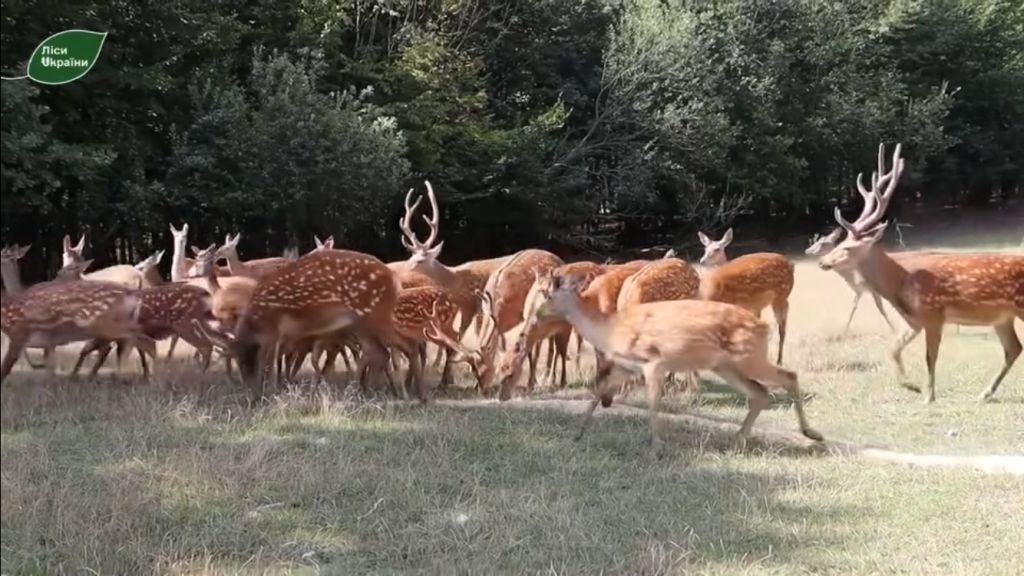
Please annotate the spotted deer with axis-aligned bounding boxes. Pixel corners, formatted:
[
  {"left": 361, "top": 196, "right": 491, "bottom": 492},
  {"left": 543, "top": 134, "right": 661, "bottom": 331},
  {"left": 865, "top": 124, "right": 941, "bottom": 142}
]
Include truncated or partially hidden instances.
[
  {"left": 61, "top": 234, "right": 148, "bottom": 289},
  {"left": 1, "top": 276, "right": 155, "bottom": 382},
  {"left": 493, "top": 261, "right": 606, "bottom": 398},
  {"left": 396, "top": 181, "right": 512, "bottom": 355},
  {"left": 531, "top": 271, "right": 822, "bottom": 453},
  {"left": 820, "top": 142, "right": 1023, "bottom": 402},
  {"left": 423, "top": 292, "right": 502, "bottom": 394},
  {"left": 221, "top": 250, "right": 421, "bottom": 401},
  {"left": 483, "top": 249, "right": 564, "bottom": 358},
  {"left": 573, "top": 259, "right": 648, "bottom": 379},
  {"left": 216, "top": 232, "right": 295, "bottom": 280},
  {"left": 1, "top": 244, "right": 48, "bottom": 369},
  {"left": 697, "top": 229, "right": 794, "bottom": 364},
  {"left": 391, "top": 286, "right": 462, "bottom": 389}
]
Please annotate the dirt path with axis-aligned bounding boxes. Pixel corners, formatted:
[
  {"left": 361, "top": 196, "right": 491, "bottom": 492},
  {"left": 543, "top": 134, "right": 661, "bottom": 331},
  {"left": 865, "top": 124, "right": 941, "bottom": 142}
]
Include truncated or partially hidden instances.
[{"left": 435, "top": 398, "right": 1024, "bottom": 476}]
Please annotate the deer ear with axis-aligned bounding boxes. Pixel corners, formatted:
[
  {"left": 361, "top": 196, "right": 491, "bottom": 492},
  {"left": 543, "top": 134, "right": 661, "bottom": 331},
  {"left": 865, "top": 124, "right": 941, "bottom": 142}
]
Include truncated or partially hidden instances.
[
  {"left": 721, "top": 228, "right": 734, "bottom": 246},
  {"left": 79, "top": 259, "right": 94, "bottom": 271},
  {"left": 63, "top": 235, "right": 72, "bottom": 251},
  {"left": 75, "top": 234, "right": 86, "bottom": 252},
  {"left": 428, "top": 241, "right": 444, "bottom": 258},
  {"left": 697, "top": 232, "right": 711, "bottom": 246}
]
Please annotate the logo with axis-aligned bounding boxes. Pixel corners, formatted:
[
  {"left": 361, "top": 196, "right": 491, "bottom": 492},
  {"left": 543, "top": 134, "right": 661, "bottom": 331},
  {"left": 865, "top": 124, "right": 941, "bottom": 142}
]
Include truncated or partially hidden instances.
[{"left": 1, "top": 29, "right": 108, "bottom": 85}]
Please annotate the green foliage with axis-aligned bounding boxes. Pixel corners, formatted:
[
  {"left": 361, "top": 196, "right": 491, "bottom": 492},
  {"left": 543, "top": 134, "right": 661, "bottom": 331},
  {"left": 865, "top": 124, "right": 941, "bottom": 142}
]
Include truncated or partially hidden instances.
[{"left": 1, "top": 0, "right": 1021, "bottom": 273}]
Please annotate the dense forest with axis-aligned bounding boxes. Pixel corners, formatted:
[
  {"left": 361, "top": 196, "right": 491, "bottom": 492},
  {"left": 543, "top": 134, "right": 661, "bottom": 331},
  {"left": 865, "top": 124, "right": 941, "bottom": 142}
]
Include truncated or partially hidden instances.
[{"left": 2, "top": 0, "right": 1022, "bottom": 278}]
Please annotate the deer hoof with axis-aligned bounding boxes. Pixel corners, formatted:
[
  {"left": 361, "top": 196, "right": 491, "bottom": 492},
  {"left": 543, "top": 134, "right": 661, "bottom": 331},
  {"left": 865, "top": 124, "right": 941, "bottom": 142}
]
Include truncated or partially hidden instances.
[{"left": 802, "top": 427, "right": 824, "bottom": 442}]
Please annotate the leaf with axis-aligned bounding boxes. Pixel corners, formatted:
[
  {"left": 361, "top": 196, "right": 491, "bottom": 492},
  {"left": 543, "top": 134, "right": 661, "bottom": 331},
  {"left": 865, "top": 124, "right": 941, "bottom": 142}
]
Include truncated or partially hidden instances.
[{"left": 26, "top": 30, "right": 108, "bottom": 85}]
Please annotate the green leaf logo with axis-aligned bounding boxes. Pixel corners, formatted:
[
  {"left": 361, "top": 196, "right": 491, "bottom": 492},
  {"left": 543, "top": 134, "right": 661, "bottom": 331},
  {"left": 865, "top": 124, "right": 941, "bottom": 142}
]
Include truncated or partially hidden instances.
[{"left": 16, "top": 30, "right": 108, "bottom": 85}]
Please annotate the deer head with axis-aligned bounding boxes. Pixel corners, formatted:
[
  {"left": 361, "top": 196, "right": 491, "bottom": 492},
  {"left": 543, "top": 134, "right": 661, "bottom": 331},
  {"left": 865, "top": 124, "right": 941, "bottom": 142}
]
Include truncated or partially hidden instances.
[
  {"left": 697, "top": 228, "right": 733, "bottom": 266},
  {"left": 313, "top": 235, "right": 334, "bottom": 252},
  {"left": 62, "top": 234, "right": 87, "bottom": 267},
  {"left": 55, "top": 259, "right": 94, "bottom": 281},
  {"left": 530, "top": 270, "right": 589, "bottom": 324},
  {"left": 424, "top": 292, "right": 500, "bottom": 393},
  {"left": 216, "top": 232, "right": 242, "bottom": 261},
  {"left": 399, "top": 181, "right": 444, "bottom": 268},
  {"left": 169, "top": 223, "right": 189, "bottom": 242},
  {"left": 820, "top": 143, "right": 904, "bottom": 272},
  {"left": 190, "top": 244, "right": 219, "bottom": 276},
  {"left": 134, "top": 250, "right": 165, "bottom": 272},
  {"left": 0, "top": 244, "right": 31, "bottom": 262},
  {"left": 805, "top": 228, "right": 844, "bottom": 256}
]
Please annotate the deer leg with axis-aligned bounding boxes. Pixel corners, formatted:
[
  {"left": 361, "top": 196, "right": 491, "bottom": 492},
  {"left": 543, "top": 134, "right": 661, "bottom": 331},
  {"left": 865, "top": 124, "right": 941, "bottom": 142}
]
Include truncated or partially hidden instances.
[
  {"left": 177, "top": 324, "right": 213, "bottom": 372},
  {"left": 526, "top": 344, "right": 538, "bottom": 392},
  {"left": 557, "top": 333, "right": 569, "bottom": 388},
  {"left": 88, "top": 343, "right": 116, "bottom": 379},
  {"left": 892, "top": 327, "right": 922, "bottom": 387},
  {"left": 921, "top": 324, "right": 944, "bottom": 404},
  {"left": 715, "top": 365, "right": 771, "bottom": 445},
  {"left": 42, "top": 347, "right": 57, "bottom": 377},
  {"left": 72, "top": 340, "right": 105, "bottom": 378},
  {"left": 166, "top": 335, "right": 179, "bottom": 360},
  {"left": 771, "top": 298, "right": 789, "bottom": 365},
  {"left": 843, "top": 290, "right": 863, "bottom": 333},
  {"left": 576, "top": 368, "right": 628, "bottom": 442},
  {"left": 980, "top": 321, "right": 1021, "bottom": 401},
  {"left": 1, "top": 334, "right": 27, "bottom": 383},
  {"left": 642, "top": 362, "right": 668, "bottom": 456},
  {"left": 871, "top": 292, "right": 896, "bottom": 332}
]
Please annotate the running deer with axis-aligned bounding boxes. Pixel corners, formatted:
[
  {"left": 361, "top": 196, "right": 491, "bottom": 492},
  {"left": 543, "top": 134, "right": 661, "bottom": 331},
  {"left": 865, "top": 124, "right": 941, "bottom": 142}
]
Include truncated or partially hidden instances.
[
  {"left": 820, "top": 142, "right": 1023, "bottom": 402},
  {"left": 531, "top": 271, "right": 822, "bottom": 452},
  {"left": 697, "top": 229, "right": 794, "bottom": 364},
  {"left": 423, "top": 292, "right": 501, "bottom": 394},
  {"left": 1, "top": 244, "right": 48, "bottom": 369},
  {"left": 216, "top": 232, "right": 295, "bottom": 279},
  {"left": 574, "top": 259, "right": 648, "bottom": 378},
  {"left": 807, "top": 228, "right": 896, "bottom": 333},
  {"left": 61, "top": 234, "right": 147, "bottom": 289},
  {"left": 1, "top": 276, "right": 155, "bottom": 382},
  {"left": 223, "top": 249, "right": 421, "bottom": 401},
  {"left": 397, "top": 181, "right": 512, "bottom": 352}
]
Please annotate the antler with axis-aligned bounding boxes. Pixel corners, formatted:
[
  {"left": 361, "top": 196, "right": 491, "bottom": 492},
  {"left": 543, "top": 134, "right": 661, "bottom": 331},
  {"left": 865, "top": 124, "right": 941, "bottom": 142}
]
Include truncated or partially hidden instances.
[
  {"left": 398, "top": 180, "right": 441, "bottom": 252},
  {"left": 836, "top": 143, "right": 904, "bottom": 235},
  {"left": 423, "top": 301, "right": 477, "bottom": 361}
]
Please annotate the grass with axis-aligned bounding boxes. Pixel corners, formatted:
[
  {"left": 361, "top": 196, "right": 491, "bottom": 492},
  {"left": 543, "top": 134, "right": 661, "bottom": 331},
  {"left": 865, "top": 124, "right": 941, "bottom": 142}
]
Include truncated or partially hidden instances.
[{"left": 2, "top": 245, "right": 1023, "bottom": 574}]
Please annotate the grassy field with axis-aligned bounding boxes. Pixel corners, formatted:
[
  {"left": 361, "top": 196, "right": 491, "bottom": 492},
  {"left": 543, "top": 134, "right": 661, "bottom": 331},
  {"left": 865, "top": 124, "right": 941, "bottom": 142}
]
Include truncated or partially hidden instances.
[{"left": 2, "top": 246, "right": 1022, "bottom": 574}]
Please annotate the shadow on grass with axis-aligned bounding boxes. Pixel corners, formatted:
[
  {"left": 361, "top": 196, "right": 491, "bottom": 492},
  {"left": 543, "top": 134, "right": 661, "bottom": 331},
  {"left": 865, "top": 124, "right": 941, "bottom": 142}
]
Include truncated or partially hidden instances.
[{"left": 1, "top": 375, "right": 858, "bottom": 574}]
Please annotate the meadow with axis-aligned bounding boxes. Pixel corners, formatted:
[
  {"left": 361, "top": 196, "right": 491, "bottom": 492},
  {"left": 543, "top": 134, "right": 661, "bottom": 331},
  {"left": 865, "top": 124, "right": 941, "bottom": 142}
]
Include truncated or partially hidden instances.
[{"left": 1, "top": 241, "right": 1022, "bottom": 575}]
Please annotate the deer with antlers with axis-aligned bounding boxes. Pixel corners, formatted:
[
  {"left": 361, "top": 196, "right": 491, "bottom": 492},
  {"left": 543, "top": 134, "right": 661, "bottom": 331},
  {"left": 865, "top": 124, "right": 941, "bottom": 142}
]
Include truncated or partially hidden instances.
[
  {"left": 423, "top": 292, "right": 502, "bottom": 394},
  {"left": 529, "top": 271, "right": 822, "bottom": 453},
  {"left": 396, "top": 181, "right": 513, "bottom": 352},
  {"left": 697, "top": 229, "right": 794, "bottom": 364},
  {"left": 820, "top": 143, "right": 1023, "bottom": 402}
]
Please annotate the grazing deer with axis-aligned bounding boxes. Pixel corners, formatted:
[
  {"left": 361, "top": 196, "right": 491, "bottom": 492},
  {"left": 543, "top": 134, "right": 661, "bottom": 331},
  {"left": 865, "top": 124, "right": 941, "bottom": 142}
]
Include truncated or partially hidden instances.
[
  {"left": 1, "top": 276, "right": 155, "bottom": 382},
  {"left": 223, "top": 249, "right": 422, "bottom": 401},
  {"left": 697, "top": 229, "right": 794, "bottom": 364},
  {"left": 392, "top": 286, "right": 462, "bottom": 389},
  {"left": 71, "top": 282, "right": 216, "bottom": 378},
  {"left": 61, "top": 234, "right": 148, "bottom": 289},
  {"left": 483, "top": 248, "right": 565, "bottom": 348},
  {"left": 529, "top": 272, "right": 822, "bottom": 452},
  {"left": 807, "top": 228, "right": 896, "bottom": 333},
  {"left": 820, "top": 143, "right": 1023, "bottom": 402},
  {"left": 396, "top": 181, "right": 512, "bottom": 354},
  {"left": 423, "top": 292, "right": 501, "bottom": 394},
  {"left": 216, "top": 233, "right": 294, "bottom": 279}
]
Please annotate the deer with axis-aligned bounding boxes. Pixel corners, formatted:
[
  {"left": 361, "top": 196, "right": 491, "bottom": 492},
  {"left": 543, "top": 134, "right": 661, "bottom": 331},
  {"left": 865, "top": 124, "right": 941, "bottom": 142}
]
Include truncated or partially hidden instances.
[
  {"left": 423, "top": 292, "right": 502, "bottom": 395},
  {"left": 527, "top": 271, "right": 823, "bottom": 454},
  {"left": 215, "top": 232, "right": 295, "bottom": 279},
  {"left": 697, "top": 229, "right": 794, "bottom": 364},
  {"left": 395, "top": 181, "right": 512, "bottom": 359},
  {"left": 572, "top": 259, "right": 649, "bottom": 380},
  {"left": 169, "top": 223, "right": 229, "bottom": 282},
  {"left": 1, "top": 244, "right": 52, "bottom": 370},
  {"left": 216, "top": 249, "right": 423, "bottom": 401},
  {"left": 1, "top": 275, "right": 155, "bottom": 383},
  {"left": 61, "top": 234, "right": 149, "bottom": 289},
  {"left": 806, "top": 228, "right": 897, "bottom": 333},
  {"left": 819, "top": 142, "right": 1023, "bottom": 402},
  {"left": 133, "top": 251, "right": 166, "bottom": 288},
  {"left": 492, "top": 260, "right": 605, "bottom": 398}
]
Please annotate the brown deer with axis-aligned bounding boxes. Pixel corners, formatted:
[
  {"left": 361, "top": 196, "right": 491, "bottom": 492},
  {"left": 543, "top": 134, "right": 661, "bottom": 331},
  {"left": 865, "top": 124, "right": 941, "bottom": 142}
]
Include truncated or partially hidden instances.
[
  {"left": 1, "top": 276, "right": 155, "bottom": 382},
  {"left": 396, "top": 181, "right": 512, "bottom": 351},
  {"left": 528, "top": 271, "right": 822, "bottom": 453},
  {"left": 697, "top": 229, "right": 794, "bottom": 364},
  {"left": 216, "top": 232, "right": 295, "bottom": 279},
  {"left": 391, "top": 286, "right": 462, "bottom": 389},
  {"left": 820, "top": 142, "right": 1023, "bottom": 402},
  {"left": 222, "top": 249, "right": 422, "bottom": 401},
  {"left": 423, "top": 292, "right": 502, "bottom": 394},
  {"left": 483, "top": 248, "right": 565, "bottom": 349},
  {"left": 134, "top": 251, "right": 166, "bottom": 288},
  {"left": 1, "top": 244, "right": 50, "bottom": 369},
  {"left": 61, "top": 234, "right": 148, "bottom": 289}
]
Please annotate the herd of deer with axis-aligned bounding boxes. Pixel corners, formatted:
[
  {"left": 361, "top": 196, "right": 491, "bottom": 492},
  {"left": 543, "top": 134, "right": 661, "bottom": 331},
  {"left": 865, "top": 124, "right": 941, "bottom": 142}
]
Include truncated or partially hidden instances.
[{"left": 1, "top": 143, "right": 1021, "bottom": 451}]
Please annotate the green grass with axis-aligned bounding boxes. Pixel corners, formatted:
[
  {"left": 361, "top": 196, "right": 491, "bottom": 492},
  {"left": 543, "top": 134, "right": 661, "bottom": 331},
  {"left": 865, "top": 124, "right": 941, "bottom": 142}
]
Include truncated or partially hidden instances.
[{"left": 2, "top": 254, "right": 1022, "bottom": 575}]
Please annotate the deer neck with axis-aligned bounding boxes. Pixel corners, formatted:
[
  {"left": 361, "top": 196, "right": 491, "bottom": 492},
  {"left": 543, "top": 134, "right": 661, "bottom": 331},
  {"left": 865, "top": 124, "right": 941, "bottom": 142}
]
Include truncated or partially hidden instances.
[
  {"left": 0, "top": 261, "right": 24, "bottom": 294},
  {"left": 223, "top": 250, "right": 247, "bottom": 275},
  {"left": 857, "top": 245, "right": 912, "bottom": 310},
  {"left": 557, "top": 296, "right": 617, "bottom": 355},
  {"left": 204, "top": 264, "right": 221, "bottom": 294},
  {"left": 143, "top": 266, "right": 163, "bottom": 286},
  {"left": 170, "top": 240, "right": 188, "bottom": 282},
  {"left": 420, "top": 259, "right": 458, "bottom": 288}
]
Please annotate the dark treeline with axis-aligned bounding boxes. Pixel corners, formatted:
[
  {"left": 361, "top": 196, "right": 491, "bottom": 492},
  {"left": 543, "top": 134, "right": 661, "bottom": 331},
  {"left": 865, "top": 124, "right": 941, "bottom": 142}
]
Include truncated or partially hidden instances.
[{"left": 2, "top": 0, "right": 1022, "bottom": 279}]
